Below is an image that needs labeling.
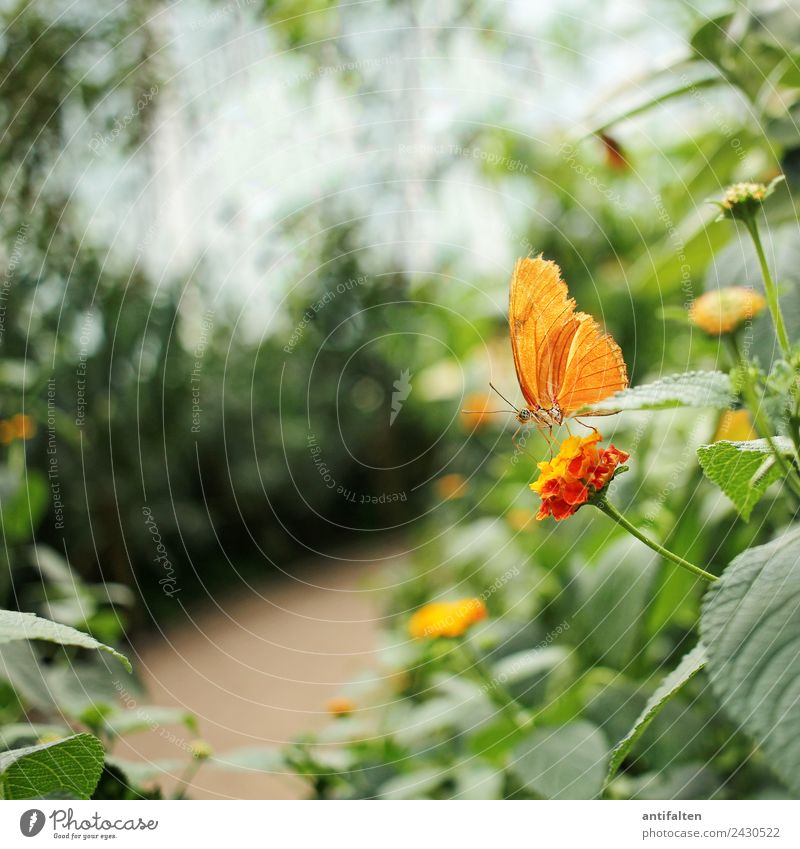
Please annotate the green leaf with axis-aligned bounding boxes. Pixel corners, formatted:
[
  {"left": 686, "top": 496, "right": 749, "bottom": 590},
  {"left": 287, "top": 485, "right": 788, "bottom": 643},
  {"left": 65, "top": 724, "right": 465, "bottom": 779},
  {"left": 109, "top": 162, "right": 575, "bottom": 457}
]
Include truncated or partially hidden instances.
[
  {"left": 377, "top": 766, "right": 447, "bottom": 799},
  {"left": 0, "top": 609, "right": 130, "bottom": 671},
  {"left": 104, "top": 707, "right": 198, "bottom": 737},
  {"left": 0, "top": 723, "right": 69, "bottom": 749},
  {"left": 701, "top": 525, "right": 800, "bottom": 795},
  {"left": 583, "top": 59, "right": 722, "bottom": 135},
  {"left": 605, "top": 644, "right": 707, "bottom": 788},
  {"left": 0, "top": 733, "right": 104, "bottom": 800},
  {"left": 572, "top": 538, "right": 660, "bottom": 669},
  {"left": 618, "top": 763, "right": 725, "bottom": 800},
  {"left": 106, "top": 756, "right": 187, "bottom": 785},
  {"left": 0, "top": 471, "right": 48, "bottom": 544},
  {"left": 209, "top": 747, "right": 286, "bottom": 773},
  {"left": 489, "top": 646, "right": 568, "bottom": 685},
  {"left": 582, "top": 371, "right": 733, "bottom": 413},
  {"left": 689, "top": 13, "right": 735, "bottom": 65},
  {"left": 450, "top": 761, "right": 504, "bottom": 799},
  {"left": 511, "top": 721, "right": 609, "bottom": 799},
  {"left": 697, "top": 438, "right": 793, "bottom": 520}
]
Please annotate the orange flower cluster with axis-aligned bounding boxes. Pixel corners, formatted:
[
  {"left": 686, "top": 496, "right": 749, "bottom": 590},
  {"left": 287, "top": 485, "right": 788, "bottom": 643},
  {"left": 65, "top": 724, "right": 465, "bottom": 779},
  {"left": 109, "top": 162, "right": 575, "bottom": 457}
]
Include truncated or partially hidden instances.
[
  {"left": 408, "top": 598, "right": 487, "bottom": 639},
  {"left": 0, "top": 414, "right": 35, "bottom": 444},
  {"left": 530, "top": 431, "right": 628, "bottom": 521}
]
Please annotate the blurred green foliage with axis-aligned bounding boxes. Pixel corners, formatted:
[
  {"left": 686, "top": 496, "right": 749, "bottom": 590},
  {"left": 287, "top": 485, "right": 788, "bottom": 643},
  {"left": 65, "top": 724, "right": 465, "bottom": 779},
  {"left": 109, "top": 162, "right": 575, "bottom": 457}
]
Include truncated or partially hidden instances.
[{"left": 2, "top": 0, "right": 800, "bottom": 800}]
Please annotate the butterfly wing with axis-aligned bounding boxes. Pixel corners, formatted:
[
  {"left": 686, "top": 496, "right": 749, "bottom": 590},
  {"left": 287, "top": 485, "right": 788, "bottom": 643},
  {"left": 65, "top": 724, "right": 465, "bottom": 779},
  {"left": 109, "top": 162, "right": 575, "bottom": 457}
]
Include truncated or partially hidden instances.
[
  {"left": 509, "top": 257, "right": 580, "bottom": 410},
  {"left": 555, "top": 313, "right": 628, "bottom": 416}
]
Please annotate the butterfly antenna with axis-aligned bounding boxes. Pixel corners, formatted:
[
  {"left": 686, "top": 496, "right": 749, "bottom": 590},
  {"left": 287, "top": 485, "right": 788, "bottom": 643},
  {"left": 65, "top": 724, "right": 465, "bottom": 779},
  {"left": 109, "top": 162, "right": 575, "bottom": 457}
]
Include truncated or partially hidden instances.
[
  {"left": 462, "top": 409, "right": 516, "bottom": 415},
  {"left": 488, "top": 382, "right": 519, "bottom": 412}
]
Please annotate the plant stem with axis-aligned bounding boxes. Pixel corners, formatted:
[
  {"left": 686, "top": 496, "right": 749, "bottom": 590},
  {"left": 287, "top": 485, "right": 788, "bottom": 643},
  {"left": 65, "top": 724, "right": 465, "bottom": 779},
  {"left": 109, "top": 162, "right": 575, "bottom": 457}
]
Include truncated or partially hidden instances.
[
  {"left": 174, "top": 759, "right": 203, "bottom": 800},
  {"left": 594, "top": 498, "right": 718, "bottom": 583},
  {"left": 744, "top": 216, "right": 791, "bottom": 357},
  {"left": 723, "top": 335, "right": 800, "bottom": 502},
  {"left": 459, "top": 643, "right": 531, "bottom": 731}
]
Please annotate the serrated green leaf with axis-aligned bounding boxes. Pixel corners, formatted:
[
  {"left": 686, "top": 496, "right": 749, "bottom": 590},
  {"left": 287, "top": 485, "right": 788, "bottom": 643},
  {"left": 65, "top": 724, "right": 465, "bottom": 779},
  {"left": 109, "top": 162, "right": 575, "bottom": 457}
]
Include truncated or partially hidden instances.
[
  {"left": 605, "top": 644, "right": 706, "bottom": 788},
  {"left": 701, "top": 526, "right": 800, "bottom": 795},
  {"left": 0, "top": 733, "right": 104, "bottom": 800},
  {"left": 582, "top": 371, "right": 733, "bottom": 413},
  {"left": 0, "top": 609, "right": 130, "bottom": 671},
  {"left": 511, "top": 721, "right": 609, "bottom": 799},
  {"left": 697, "top": 438, "right": 793, "bottom": 519}
]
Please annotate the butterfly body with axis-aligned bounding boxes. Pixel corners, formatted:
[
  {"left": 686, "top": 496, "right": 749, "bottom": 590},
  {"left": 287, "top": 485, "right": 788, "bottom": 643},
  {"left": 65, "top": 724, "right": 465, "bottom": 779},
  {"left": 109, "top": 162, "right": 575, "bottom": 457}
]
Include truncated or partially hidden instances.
[
  {"left": 516, "top": 404, "right": 563, "bottom": 427},
  {"left": 509, "top": 257, "right": 627, "bottom": 423}
]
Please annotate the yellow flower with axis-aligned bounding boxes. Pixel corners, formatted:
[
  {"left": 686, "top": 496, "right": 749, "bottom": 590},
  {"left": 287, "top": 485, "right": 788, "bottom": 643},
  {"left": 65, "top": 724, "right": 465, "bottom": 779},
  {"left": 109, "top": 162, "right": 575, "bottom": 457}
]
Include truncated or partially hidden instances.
[
  {"left": 530, "top": 431, "right": 629, "bottom": 521},
  {"left": 714, "top": 409, "right": 757, "bottom": 442},
  {"left": 11, "top": 414, "right": 36, "bottom": 440},
  {"left": 326, "top": 696, "right": 355, "bottom": 717},
  {"left": 436, "top": 473, "right": 467, "bottom": 501},
  {"left": 689, "top": 287, "right": 766, "bottom": 336},
  {"left": 460, "top": 392, "right": 494, "bottom": 429},
  {"left": 0, "top": 414, "right": 36, "bottom": 443},
  {"left": 408, "top": 598, "right": 487, "bottom": 639},
  {"left": 506, "top": 507, "right": 535, "bottom": 532}
]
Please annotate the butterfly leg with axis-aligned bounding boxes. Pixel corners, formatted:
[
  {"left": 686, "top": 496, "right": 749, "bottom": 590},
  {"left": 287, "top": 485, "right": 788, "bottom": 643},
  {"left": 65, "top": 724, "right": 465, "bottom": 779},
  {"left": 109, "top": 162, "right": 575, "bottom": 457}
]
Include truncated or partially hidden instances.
[
  {"left": 574, "top": 417, "right": 600, "bottom": 435},
  {"left": 512, "top": 424, "right": 539, "bottom": 462}
]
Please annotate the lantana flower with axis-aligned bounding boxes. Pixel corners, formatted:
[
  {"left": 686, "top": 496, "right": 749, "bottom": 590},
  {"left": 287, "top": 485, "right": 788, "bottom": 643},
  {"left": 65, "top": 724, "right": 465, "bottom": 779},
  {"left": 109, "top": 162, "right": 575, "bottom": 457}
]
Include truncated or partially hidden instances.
[
  {"left": 689, "top": 287, "right": 766, "bottom": 336},
  {"left": 530, "top": 431, "right": 629, "bottom": 521},
  {"left": 408, "top": 598, "right": 487, "bottom": 639},
  {"left": 713, "top": 177, "right": 783, "bottom": 221}
]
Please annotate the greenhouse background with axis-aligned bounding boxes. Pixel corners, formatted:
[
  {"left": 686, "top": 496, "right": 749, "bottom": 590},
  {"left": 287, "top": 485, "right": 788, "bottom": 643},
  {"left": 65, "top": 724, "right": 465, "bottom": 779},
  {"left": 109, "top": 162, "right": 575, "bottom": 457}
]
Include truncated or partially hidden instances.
[{"left": 2, "top": 0, "right": 800, "bottom": 801}]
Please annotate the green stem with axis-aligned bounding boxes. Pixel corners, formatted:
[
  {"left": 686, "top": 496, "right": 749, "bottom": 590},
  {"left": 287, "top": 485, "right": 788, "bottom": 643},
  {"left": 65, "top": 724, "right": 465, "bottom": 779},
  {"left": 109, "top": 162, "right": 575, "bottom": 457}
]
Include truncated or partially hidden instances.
[
  {"left": 594, "top": 498, "right": 718, "bottom": 583},
  {"left": 723, "top": 335, "right": 800, "bottom": 502},
  {"left": 744, "top": 216, "right": 791, "bottom": 357},
  {"left": 174, "top": 759, "right": 203, "bottom": 800},
  {"left": 459, "top": 643, "right": 531, "bottom": 731}
]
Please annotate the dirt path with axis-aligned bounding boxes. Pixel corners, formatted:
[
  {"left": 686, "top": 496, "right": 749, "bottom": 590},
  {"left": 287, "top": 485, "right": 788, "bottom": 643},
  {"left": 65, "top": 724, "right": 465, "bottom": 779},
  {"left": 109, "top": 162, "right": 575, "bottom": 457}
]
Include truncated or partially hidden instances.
[{"left": 114, "top": 551, "right": 400, "bottom": 799}]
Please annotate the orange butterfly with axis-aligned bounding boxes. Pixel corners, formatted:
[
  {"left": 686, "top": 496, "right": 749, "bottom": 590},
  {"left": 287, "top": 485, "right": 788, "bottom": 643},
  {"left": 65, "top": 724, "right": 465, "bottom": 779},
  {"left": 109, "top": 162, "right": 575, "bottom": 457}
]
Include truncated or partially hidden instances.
[{"left": 507, "top": 256, "right": 628, "bottom": 427}]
